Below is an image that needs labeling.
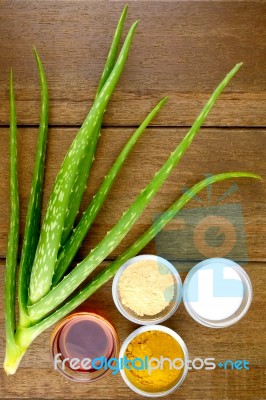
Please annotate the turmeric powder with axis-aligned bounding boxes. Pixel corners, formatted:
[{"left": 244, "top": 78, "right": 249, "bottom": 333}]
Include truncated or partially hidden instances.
[{"left": 125, "top": 330, "right": 185, "bottom": 392}]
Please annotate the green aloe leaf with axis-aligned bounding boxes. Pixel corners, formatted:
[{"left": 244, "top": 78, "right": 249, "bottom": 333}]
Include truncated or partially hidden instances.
[
  {"left": 53, "top": 97, "right": 168, "bottom": 285},
  {"left": 16, "top": 172, "right": 261, "bottom": 347},
  {"left": 4, "top": 70, "right": 24, "bottom": 375},
  {"left": 61, "top": 5, "right": 129, "bottom": 245},
  {"left": 28, "top": 63, "right": 243, "bottom": 321},
  {"left": 28, "top": 20, "right": 139, "bottom": 304},
  {"left": 17, "top": 49, "right": 49, "bottom": 328}
]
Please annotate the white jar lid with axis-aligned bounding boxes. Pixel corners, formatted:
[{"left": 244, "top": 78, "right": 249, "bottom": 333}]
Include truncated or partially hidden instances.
[{"left": 183, "top": 258, "right": 252, "bottom": 328}]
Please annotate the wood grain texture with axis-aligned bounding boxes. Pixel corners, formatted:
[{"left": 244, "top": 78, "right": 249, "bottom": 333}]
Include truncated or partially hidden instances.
[
  {"left": 0, "top": 261, "right": 265, "bottom": 399},
  {"left": 0, "top": 1, "right": 265, "bottom": 399},
  {"left": 0, "top": 1, "right": 265, "bottom": 127},
  {"left": 0, "top": 127, "right": 265, "bottom": 260}
]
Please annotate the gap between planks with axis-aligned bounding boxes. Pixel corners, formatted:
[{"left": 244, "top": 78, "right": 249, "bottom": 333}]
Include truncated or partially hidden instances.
[
  {"left": 0, "top": 125, "right": 266, "bottom": 129},
  {"left": 1, "top": 257, "right": 266, "bottom": 263}
]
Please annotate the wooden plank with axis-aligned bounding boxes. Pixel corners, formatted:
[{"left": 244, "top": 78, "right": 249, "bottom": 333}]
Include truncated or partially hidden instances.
[
  {"left": 0, "top": 1, "right": 265, "bottom": 127},
  {"left": 0, "top": 127, "right": 265, "bottom": 261},
  {"left": 0, "top": 261, "right": 265, "bottom": 399}
]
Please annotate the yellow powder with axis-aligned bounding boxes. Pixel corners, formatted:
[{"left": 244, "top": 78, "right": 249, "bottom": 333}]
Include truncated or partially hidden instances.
[
  {"left": 125, "top": 330, "right": 184, "bottom": 392},
  {"left": 118, "top": 260, "right": 175, "bottom": 316}
]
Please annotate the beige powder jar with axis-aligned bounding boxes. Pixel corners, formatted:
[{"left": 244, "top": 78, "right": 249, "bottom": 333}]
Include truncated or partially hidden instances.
[{"left": 112, "top": 255, "right": 182, "bottom": 325}]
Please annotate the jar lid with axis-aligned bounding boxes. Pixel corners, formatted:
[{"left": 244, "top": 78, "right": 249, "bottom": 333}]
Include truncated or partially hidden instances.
[{"left": 183, "top": 258, "right": 252, "bottom": 328}]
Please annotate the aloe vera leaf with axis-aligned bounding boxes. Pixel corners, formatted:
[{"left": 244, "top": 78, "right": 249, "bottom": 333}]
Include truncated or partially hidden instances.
[
  {"left": 96, "top": 4, "right": 128, "bottom": 97},
  {"left": 53, "top": 97, "right": 168, "bottom": 285},
  {"left": 29, "top": 20, "right": 139, "bottom": 304},
  {"left": 9, "top": 172, "right": 262, "bottom": 374},
  {"left": 17, "top": 172, "right": 261, "bottom": 350},
  {"left": 4, "top": 70, "right": 23, "bottom": 374},
  {"left": 61, "top": 5, "right": 128, "bottom": 245},
  {"left": 60, "top": 131, "right": 99, "bottom": 246},
  {"left": 17, "top": 49, "right": 49, "bottom": 328},
  {"left": 27, "top": 63, "right": 242, "bottom": 320}
]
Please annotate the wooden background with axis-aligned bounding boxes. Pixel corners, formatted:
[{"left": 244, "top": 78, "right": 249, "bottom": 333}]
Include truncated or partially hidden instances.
[{"left": 0, "top": 1, "right": 265, "bottom": 399}]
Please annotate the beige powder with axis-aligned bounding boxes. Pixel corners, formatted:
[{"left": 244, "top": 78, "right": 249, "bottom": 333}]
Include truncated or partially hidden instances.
[{"left": 118, "top": 259, "right": 175, "bottom": 316}]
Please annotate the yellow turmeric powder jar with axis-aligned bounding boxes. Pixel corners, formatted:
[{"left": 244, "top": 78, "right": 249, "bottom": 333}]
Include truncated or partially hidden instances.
[{"left": 119, "top": 325, "right": 188, "bottom": 397}]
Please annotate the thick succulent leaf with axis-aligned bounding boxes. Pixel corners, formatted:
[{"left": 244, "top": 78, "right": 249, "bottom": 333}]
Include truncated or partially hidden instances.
[
  {"left": 61, "top": 5, "right": 128, "bottom": 245},
  {"left": 29, "top": 20, "right": 139, "bottom": 303},
  {"left": 18, "top": 49, "right": 49, "bottom": 328},
  {"left": 53, "top": 97, "right": 168, "bottom": 285},
  {"left": 4, "top": 70, "right": 22, "bottom": 374},
  {"left": 28, "top": 64, "right": 243, "bottom": 320},
  {"left": 25, "top": 172, "right": 261, "bottom": 337}
]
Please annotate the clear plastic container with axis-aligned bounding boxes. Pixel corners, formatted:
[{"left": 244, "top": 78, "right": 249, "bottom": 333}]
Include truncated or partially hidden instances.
[
  {"left": 50, "top": 312, "right": 119, "bottom": 382},
  {"left": 112, "top": 255, "right": 182, "bottom": 325},
  {"left": 119, "top": 325, "right": 189, "bottom": 397},
  {"left": 183, "top": 258, "right": 253, "bottom": 328}
]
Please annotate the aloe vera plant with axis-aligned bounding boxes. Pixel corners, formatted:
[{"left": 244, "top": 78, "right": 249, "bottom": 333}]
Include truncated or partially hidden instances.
[
  {"left": 4, "top": 70, "right": 23, "bottom": 372},
  {"left": 29, "top": 19, "right": 139, "bottom": 304},
  {"left": 61, "top": 5, "right": 129, "bottom": 245},
  {"left": 4, "top": 7, "right": 261, "bottom": 375},
  {"left": 28, "top": 63, "right": 246, "bottom": 322},
  {"left": 18, "top": 49, "right": 49, "bottom": 328},
  {"left": 53, "top": 96, "right": 168, "bottom": 286}
]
